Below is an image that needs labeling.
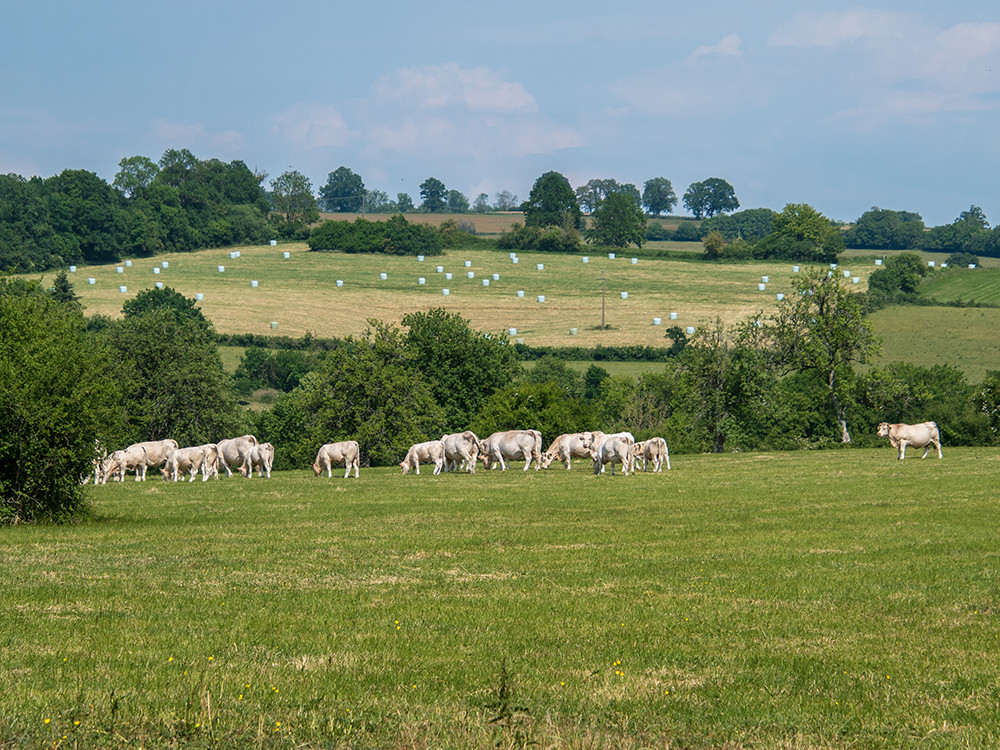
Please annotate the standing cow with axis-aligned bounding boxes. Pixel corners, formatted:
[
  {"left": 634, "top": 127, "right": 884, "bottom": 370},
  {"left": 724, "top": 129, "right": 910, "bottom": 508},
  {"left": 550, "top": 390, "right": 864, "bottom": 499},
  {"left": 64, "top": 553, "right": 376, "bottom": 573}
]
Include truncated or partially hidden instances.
[
  {"left": 877, "top": 421, "right": 943, "bottom": 460},
  {"left": 100, "top": 445, "right": 148, "bottom": 484},
  {"left": 244, "top": 442, "right": 275, "bottom": 479},
  {"left": 127, "top": 439, "right": 178, "bottom": 481},
  {"left": 441, "top": 431, "right": 481, "bottom": 473},
  {"left": 400, "top": 440, "right": 446, "bottom": 475},
  {"left": 591, "top": 432, "right": 634, "bottom": 476},
  {"left": 541, "top": 433, "right": 592, "bottom": 470},
  {"left": 312, "top": 441, "right": 361, "bottom": 479},
  {"left": 164, "top": 445, "right": 210, "bottom": 482},
  {"left": 480, "top": 430, "right": 543, "bottom": 471},
  {"left": 217, "top": 435, "right": 258, "bottom": 478},
  {"left": 634, "top": 437, "right": 670, "bottom": 472}
]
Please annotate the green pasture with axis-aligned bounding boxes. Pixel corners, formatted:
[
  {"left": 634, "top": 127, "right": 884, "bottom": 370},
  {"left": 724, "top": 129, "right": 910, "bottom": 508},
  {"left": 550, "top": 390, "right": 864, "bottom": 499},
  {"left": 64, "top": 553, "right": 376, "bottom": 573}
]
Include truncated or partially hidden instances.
[
  {"left": 869, "top": 305, "right": 1000, "bottom": 381},
  {"left": 3, "top": 449, "right": 999, "bottom": 749},
  {"left": 36, "top": 245, "right": 874, "bottom": 349},
  {"left": 918, "top": 268, "right": 1000, "bottom": 306}
]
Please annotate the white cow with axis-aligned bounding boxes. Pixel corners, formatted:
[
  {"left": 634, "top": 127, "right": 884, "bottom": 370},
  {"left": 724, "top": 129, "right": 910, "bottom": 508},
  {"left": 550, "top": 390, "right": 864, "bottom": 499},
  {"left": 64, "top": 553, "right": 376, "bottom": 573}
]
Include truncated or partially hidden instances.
[
  {"left": 541, "top": 433, "right": 592, "bottom": 470},
  {"left": 197, "top": 443, "right": 221, "bottom": 479},
  {"left": 312, "top": 440, "right": 361, "bottom": 479},
  {"left": 441, "top": 431, "right": 481, "bottom": 473},
  {"left": 480, "top": 430, "right": 543, "bottom": 471},
  {"left": 877, "top": 421, "right": 943, "bottom": 460},
  {"left": 164, "top": 445, "right": 209, "bottom": 482},
  {"left": 634, "top": 437, "right": 670, "bottom": 472},
  {"left": 127, "top": 439, "right": 178, "bottom": 481},
  {"left": 591, "top": 433, "right": 634, "bottom": 476},
  {"left": 244, "top": 442, "right": 275, "bottom": 479},
  {"left": 100, "top": 445, "right": 147, "bottom": 484},
  {"left": 400, "top": 440, "right": 446, "bottom": 475},
  {"left": 216, "top": 435, "right": 258, "bottom": 478}
]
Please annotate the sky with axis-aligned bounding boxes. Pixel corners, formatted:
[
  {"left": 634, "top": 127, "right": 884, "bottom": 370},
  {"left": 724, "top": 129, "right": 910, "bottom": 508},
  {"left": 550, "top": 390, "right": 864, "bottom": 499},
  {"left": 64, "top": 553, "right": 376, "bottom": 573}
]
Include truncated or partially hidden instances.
[{"left": 3, "top": 1, "right": 1000, "bottom": 227}]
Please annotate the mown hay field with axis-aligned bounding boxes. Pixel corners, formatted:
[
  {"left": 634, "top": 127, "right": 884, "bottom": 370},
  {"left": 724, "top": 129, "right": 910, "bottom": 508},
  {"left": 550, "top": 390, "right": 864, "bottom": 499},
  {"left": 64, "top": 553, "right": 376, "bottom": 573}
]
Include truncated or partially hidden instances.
[
  {"left": 39, "top": 243, "right": 873, "bottom": 349},
  {"left": 3, "top": 449, "right": 999, "bottom": 749}
]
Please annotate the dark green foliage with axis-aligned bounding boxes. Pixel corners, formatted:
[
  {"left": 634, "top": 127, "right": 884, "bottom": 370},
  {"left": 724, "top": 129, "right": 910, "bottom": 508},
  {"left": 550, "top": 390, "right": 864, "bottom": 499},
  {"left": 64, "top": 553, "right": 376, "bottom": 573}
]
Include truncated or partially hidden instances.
[
  {"left": 49, "top": 270, "right": 80, "bottom": 308},
  {"left": 319, "top": 166, "right": 366, "bottom": 212},
  {"left": 257, "top": 321, "right": 446, "bottom": 469},
  {"left": 233, "top": 346, "right": 316, "bottom": 395},
  {"left": 522, "top": 171, "right": 582, "bottom": 229},
  {"left": 524, "top": 356, "right": 584, "bottom": 398},
  {"left": 0, "top": 284, "right": 117, "bottom": 523},
  {"left": 843, "top": 207, "right": 924, "bottom": 249},
  {"left": 853, "top": 363, "right": 992, "bottom": 447},
  {"left": 470, "top": 382, "right": 595, "bottom": 446},
  {"left": 920, "top": 205, "right": 990, "bottom": 254},
  {"left": 419, "top": 178, "right": 447, "bottom": 213},
  {"left": 753, "top": 203, "right": 843, "bottom": 263},
  {"left": 642, "top": 177, "right": 677, "bottom": 216},
  {"left": 100, "top": 302, "right": 243, "bottom": 446},
  {"left": 308, "top": 215, "right": 444, "bottom": 256},
  {"left": 701, "top": 208, "right": 776, "bottom": 241},
  {"left": 587, "top": 191, "right": 646, "bottom": 248},
  {"left": 496, "top": 223, "right": 582, "bottom": 253},
  {"left": 974, "top": 371, "right": 1000, "bottom": 440},
  {"left": 867, "top": 252, "right": 927, "bottom": 296},
  {"left": 682, "top": 178, "right": 739, "bottom": 219},
  {"left": 403, "top": 308, "right": 521, "bottom": 432},
  {"left": 672, "top": 222, "right": 704, "bottom": 242},
  {"left": 946, "top": 251, "right": 979, "bottom": 268},
  {"left": 122, "top": 286, "right": 211, "bottom": 332}
]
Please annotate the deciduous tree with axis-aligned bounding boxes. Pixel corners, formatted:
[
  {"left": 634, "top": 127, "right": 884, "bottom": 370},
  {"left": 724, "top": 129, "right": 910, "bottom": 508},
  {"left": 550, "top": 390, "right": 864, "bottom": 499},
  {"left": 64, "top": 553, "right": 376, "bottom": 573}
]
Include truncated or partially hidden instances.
[
  {"left": 419, "top": 178, "right": 447, "bottom": 213},
  {"left": 319, "top": 167, "right": 366, "bottom": 212},
  {"left": 642, "top": 177, "right": 677, "bottom": 216},
  {"left": 587, "top": 191, "right": 646, "bottom": 248},
  {"left": 683, "top": 177, "right": 739, "bottom": 219},
  {"left": 523, "top": 171, "right": 581, "bottom": 229}
]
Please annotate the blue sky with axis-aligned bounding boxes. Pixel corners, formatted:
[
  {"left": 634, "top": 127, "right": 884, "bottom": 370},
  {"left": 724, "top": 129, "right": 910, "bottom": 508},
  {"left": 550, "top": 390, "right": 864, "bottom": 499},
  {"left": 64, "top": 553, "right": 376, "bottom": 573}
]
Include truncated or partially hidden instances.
[{"left": 3, "top": 1, "right": 1000, "bottom": 226}]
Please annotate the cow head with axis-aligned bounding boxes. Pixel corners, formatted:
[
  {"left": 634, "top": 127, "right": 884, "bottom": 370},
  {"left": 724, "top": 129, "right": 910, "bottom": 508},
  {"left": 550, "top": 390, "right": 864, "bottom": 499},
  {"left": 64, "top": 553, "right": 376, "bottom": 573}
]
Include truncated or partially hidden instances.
[
  {"left": 400, "top": 461, "right": 411, "bottom": 475},
  {"left": 479, "top": 453, "right": 492, "bottom": 470},
  {"left": 311, "top": 462, "right": 322, "bottom": 477},
  {"left": 540, "top": 452, "right": 555, "bottom": 469},
  {"left": 876, "top": 422, "right": 890, "bottom": 437}
]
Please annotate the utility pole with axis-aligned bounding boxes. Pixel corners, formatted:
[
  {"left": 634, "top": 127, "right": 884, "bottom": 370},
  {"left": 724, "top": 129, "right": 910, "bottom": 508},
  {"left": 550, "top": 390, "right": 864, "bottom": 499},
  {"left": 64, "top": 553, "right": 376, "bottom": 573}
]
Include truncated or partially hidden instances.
[{"left": 601, "top": 269, "right": 606, "bottom": 329}]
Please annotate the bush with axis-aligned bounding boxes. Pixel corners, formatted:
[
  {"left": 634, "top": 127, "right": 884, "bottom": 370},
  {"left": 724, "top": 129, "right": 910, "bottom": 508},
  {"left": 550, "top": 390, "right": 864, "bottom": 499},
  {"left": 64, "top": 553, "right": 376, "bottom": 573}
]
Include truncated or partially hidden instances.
[
  {"left": 497, "top": 223, "right": 581, "bottom": 253},
  {"left": 0, "top": 284, "right": 118, "bottom": 523},
  {"left": 308, "top": 215, "right": 444, "bottom": 256}
]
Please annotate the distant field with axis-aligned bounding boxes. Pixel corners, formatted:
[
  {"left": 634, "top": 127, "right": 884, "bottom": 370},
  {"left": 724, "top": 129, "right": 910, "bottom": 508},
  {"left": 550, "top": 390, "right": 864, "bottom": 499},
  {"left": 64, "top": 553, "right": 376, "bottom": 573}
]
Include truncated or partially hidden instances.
[
  {"left": 317, "top": 213, "right": 699, "bottom": 237},
  {"left": 4, "top": 450, "right": 1000, "bottom": 749},
  {"left": 869, "top": 305, "right": 1000, "bottom": 381},
  {"left": 37, "top": 244, "right": 875, "bottom": 349},
  {"left": 917, "top": 267, "right": 1000, "bottom": 306}
]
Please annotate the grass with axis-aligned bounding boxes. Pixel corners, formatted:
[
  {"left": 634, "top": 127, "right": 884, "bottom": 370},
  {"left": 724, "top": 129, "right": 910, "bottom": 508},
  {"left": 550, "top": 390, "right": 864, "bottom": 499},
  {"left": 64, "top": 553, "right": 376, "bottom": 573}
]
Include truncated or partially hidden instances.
[
  {"left": 917, "top": 268, "right": 1000, "bottom": 306},
  {"left": 868, "top": 305, "right": 1000, "bottom": 381},
  {"left": 3, "top": 449, "right": 999, "bottom": 748},
  {"left": 37, "top": 244, "right": 874, "bottom": 349}
]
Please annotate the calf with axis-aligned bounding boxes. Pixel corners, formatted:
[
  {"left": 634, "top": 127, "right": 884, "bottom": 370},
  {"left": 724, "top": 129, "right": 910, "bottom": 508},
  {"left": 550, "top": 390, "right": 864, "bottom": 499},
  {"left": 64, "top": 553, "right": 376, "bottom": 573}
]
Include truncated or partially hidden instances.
[
  {"left": 634, "top": 437, "right": 670, "bottom": 472},
  {"left": 313, "top": 440, "right": 361, "bottom": 479},
  {"left": 400, "top": 440, "right": 446, "bottom": 475},
  {"left": 541, "top": 433, "right": 592, "bottom": 470}
]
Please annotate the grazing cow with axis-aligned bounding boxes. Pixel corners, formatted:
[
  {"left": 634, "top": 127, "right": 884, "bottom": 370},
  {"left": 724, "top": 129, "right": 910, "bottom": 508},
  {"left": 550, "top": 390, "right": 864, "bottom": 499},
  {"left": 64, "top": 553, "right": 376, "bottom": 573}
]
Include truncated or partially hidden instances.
[
  {"left": 541, "top": 433, "right": 592, "bottom": 470},
  {"left": 877, "top": 421, "right": 943, "bottom": 460},
  {"left": 591, "top": 432, "right": 634, "bottom": 476},
  {"left": 480, "top": 430, "right": 543, "bottom": 471},
  {"left": 244, "top": 442, "right": 275, "bottom": 479},
  {"left": 127, "top": 439, "right": 178, "bottom": 481},
  {"left": 441, "top": 431, "right": 481, "bottom": 473},
  {"left": 400, "top": 440, "right": 446, "bottom": 475},
  {"left": 312, "top": 440, "right": 361, "bottom": 479},
  {"left": 164, "top": 445, "right": 210, "bottom": 482},
  {"left": 100, "top": 445, "right": 147, "bottom": 484},
  {"left": 634, "top": 437, "right": 670, "bottom": 472},
  {"left": 198, "top": 443, "right": 221, "bottom": 480},
  {"left": 216, "top": 435, "right": 258, "bottom": 478}
]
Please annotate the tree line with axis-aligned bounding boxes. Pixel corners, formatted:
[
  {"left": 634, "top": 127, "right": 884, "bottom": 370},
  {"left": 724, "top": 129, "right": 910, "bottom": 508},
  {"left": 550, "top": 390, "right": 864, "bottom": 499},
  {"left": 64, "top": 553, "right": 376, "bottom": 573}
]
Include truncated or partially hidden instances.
[{"left": 5, "top": 273, "right": 999, "bottom": 524}]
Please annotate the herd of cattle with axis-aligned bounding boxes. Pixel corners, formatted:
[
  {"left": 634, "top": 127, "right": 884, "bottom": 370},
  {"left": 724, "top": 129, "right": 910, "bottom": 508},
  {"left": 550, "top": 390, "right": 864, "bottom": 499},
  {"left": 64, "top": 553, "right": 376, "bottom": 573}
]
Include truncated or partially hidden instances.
[{"left": 89, "top": 420, "right": 941, "bottom": 484}]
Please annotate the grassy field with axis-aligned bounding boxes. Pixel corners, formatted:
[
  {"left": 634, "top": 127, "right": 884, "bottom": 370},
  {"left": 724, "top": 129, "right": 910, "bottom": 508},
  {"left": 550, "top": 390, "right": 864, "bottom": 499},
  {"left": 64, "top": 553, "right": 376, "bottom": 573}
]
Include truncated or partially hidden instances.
[
  {"left": 3, "top": 449, "right": 999, "bottom": 749},
  {"left": 917, "top": 268, "right": 1000, "bottom": 306},
  {"left": 38, "top": 244, "right": 873, "bottom": 349}
]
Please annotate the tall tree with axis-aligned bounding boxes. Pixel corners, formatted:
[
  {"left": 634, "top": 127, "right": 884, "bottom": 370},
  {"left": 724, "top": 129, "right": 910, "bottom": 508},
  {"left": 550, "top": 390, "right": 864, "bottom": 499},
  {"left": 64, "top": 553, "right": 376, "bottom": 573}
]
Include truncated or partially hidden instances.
[
  {"left": 112, "top": 155, "right": 160, "bottom": 199},
  {"left": 683, "top": 177, "right": 739, "bottom": 219},
  {"left": 269, "top": 170, "right": 319, "bottom": 224},
  {"left": 396, "top": 192, "right": 414, "bottom": 213},
  {"left": 754, "top": 203, "right": 843, "bottom": 263},
  {"left": 751, "top": 270, "right": 881, "bottom": 443},
  {"left": 319, "top": 167, "right": 366, "bottom": 212},
  {"left": 472, "top": 193, "right": 491, "bottom": 213},
  {"left": 419, "top": 178, "right": 447, "bottom": 213},
  {"left": 446, "top": 189, "right": 469, "bottom": 212},
  {"left": 642, "top": 177, "right": 677, "bottom": 216},
  {"left": 523, "top": 171, "right": 582, "bottom": 229},
  {"left": 493, "top": 190, "right": 519, "bottom": 211},
  {"left": 587, "top": 191, "right": 647, "bottom": 248}
]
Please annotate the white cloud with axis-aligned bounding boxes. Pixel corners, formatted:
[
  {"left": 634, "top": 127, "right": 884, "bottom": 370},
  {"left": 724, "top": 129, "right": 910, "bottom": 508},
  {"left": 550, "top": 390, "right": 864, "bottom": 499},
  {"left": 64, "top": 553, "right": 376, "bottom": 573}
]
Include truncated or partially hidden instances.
[
  {"left": 769, "top": 8, "right": 902, "bottom": 48},
  {"left": 690, "top": 34, "right": 742, "bottom": 60},
  {"left": 928, "top": 22, "right": 1000, "bottom": 79},
  {"left": 374, "top": 63, "right": 537, "bottom": 114},
  {"left": 268, "top": 104, "right": 353, "bottom": 151},
  {"left": 362, "top": 63, "right": 582, "bottom": 159},
  {"left": 149, "top": 119, "right": 247, "bottom": 154}
]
